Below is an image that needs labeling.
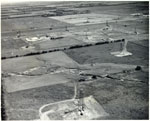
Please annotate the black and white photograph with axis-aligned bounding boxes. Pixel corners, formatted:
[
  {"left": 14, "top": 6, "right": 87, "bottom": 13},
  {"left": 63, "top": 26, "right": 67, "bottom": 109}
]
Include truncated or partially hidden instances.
[{"left": 1, "top": 0, "right": 149, "bottom": 120}]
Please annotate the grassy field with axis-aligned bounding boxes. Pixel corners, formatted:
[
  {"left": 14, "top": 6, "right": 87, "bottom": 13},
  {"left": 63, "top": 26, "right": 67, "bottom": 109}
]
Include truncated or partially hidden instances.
[
  {"left": 2, "top": 51, "right": 79, "bottom": 73},
  {"left": 64, "top": 41, "right": 148, "bottom": 66},
  {"left": 1, "top": 17, "right": 73, "bottom": 32},
  {"left": 4, "top": 73, "right": 74, "bottom": 93},
  {"left": 1, "top": 11, "right": 148, "bottom": 58},
  {"left": 2, "top": 66, "right": 148, "bottom": 120},
  {"left": 1, "top": 1, "right": 149, "bottom": 120}
]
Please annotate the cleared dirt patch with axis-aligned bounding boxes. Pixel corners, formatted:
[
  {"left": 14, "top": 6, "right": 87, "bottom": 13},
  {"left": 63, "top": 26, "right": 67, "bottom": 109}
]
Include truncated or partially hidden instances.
[{"left": 50, "top": 13, "right": 137, "bottom": 26}]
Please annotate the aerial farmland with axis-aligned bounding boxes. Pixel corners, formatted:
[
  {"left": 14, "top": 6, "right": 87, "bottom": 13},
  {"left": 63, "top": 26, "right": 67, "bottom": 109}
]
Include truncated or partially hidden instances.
[{"left": 1, "top": 1, "right": 149, "bottom": 120}]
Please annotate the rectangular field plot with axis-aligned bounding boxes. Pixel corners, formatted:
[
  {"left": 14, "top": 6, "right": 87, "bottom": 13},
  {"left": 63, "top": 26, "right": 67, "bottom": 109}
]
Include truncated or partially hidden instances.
[
  {"left": 4, "top": 73, "right": 72, "bottom": 93},
  {"left": 69, "top": 28, "right": 124, "bottom": 43},
  {"left": 2, "top": 38, "right": 28, "bottom": 49},
  {"left": 2, "top": 17, "right": 73, "bottom": 32},
  {"left": 36, "top": 51, "right": 79, "bottom": 68},
  {"left": 50, "top": 13, "right": 139, "bottom": 26},
  {"left": 50, "top": 13, "right": 118, "bottom": 26},
  {"left": 2, "top": 51, "right": 79, "bottom": 93},
  {"left": 2, "top": 56, "right": 44, "bottom": 73},
  {"left": 2, "top": 51, "right": 79, "bottom": 74},
  {"left": 64, "top": 41, "right": 148, "bottom": 66},
  {"left": 35, "top": 36, "right": 85, "bottom": 50}
]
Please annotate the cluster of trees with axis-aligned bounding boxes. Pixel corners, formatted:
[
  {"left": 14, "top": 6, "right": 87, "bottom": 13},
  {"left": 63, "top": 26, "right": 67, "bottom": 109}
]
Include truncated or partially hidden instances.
[{"left": 2, "top": 39, "right": 124, "bottom": 60}]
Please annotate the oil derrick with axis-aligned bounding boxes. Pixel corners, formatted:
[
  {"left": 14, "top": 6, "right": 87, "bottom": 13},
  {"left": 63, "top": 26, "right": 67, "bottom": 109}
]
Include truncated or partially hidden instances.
[
  {"left": 106, "top": 20, "right": 109, "bottom": 27},
  {"left": 66, "top": 79, "right": 85, "bottom": 116},
  {"left": 134, "top": 27, "right": 139, "bottom": 34},
  {"left": 111, "top": 39, "right": 132, "bottom": 57},
  {"left": 85, "top": 31, "right": 88, "bottom": 39},
  {"left": 78, "top": 88, "right": 84, "bottom": 115},
  {"left": 86, "top": 17, "right": 90, "bottom": 23},
  {"left": 45, "top": 34, "right": 49, "bottom": 38},
  {"left": 39, "top": 64, "right": 108, "bottom": 120},
  {"left": 65, "top": 25, "right": 69, "bottom": 31},
  {"left": 85, "top": 28, "right": 89, "bottom": 40},
  {"left": 49, "top": 25, "right": 53, "bottom": 30},
  {"left": 91, "top": 60, "right": 94, "bottom": 66},
  {"left": 16, "top": 31, "right": 21, "bottom": 38},
  {"left": 73, "top": 77, "right": 85, "bottom": 115}
]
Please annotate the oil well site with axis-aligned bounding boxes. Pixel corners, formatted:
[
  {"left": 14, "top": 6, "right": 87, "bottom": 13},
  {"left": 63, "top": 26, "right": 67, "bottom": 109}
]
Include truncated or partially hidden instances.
[{"left": 1, "top": 1, "right": 149, "bottom": 120}]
